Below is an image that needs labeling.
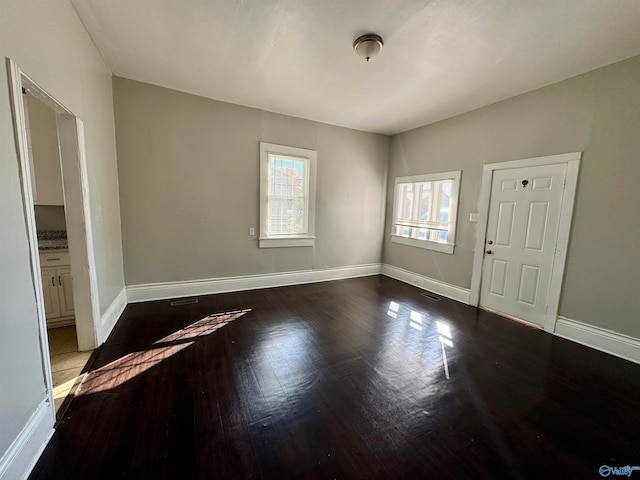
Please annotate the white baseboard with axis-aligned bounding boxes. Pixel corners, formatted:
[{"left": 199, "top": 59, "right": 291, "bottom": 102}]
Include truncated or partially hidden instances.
[
  {"left": 127, "top": 264, "right": 382, "bottom": 303},
  {"left": 555, "top": 316, "right": 640, "bottom": 364},
  {"left": 46, "top": 317, "right": 75, "bottom": 329},
  {"left": 98, "top": 288, "right": 127, "bottom": 343},
  {"left": 381, "top": 264, "right": 471, "bottom": 304},
  {"left": 0, "top": 398, "right": 54, "bottom": 480}
]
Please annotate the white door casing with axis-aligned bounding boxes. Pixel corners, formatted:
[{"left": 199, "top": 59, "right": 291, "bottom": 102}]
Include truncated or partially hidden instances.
[
  {"left": 480, "top": 163, "right": 566, "bottom": 327},
  {"left": 469, "top": 152, "right": 581, "bottom": 333},
  {"left": 7, "top": 58, "right": 102, "bottom": 423}
]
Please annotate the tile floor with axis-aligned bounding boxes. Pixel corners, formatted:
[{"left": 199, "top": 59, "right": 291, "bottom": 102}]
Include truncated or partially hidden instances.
[{"left": 47, "top": 326, "right": 93, "bottom": 412}]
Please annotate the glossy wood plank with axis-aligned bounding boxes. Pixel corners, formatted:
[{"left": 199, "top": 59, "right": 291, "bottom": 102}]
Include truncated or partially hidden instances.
[{"left": 29, "top": 276, "right": 640, "bottom": 479}]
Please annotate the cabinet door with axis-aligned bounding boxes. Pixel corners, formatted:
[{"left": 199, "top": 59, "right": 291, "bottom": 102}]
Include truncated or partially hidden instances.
[
  {"left": 41, "top": 269, "right": 61, "bottom": 319},
  {"left": 57, "top": 268, "right": 75, "bottom": 316}
]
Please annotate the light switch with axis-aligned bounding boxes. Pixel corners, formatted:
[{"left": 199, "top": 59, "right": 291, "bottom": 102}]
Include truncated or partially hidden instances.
[
  {"left": 469, "top": 213, "right": 479, "bottom": 222},
  {"left": 249, "top": 227, "right": 255, "bottom": 236}
]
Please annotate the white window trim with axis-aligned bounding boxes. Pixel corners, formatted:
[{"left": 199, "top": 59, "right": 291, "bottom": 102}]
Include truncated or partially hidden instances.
[
  {"left": 390, "top": 170, "right": 461, "bottom": 254},
  {"left": 259, "top": 142, "right": 317, "bottom": 248}
]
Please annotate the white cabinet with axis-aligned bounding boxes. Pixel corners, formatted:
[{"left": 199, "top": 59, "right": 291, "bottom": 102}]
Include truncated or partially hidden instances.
[
  {"left": 58, "top": 268, "right": 74, "bottom": 316},
  {"left": 41, "top": 269, "right": 61, "bottom": 318},
  {"left": 40, "top": 252, "right": 74, "bottom": 327}
]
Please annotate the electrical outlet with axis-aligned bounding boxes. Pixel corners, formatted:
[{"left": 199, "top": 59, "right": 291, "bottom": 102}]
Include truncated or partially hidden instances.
[
  {"left": 249, "top": 227, "right": 255, "bottom": 236},
  {"left": 469, "top": 212, "right": 479, "bottom": 222}
]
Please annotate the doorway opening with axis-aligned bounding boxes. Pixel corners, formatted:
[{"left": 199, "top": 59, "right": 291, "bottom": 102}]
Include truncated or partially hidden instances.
[
  {"left": 21, "top": 89, "right": 94, "bottom": 413},
  {"left": 469, "top": 152, "right": 581, "bottom": 333},
  {"left": 7, "top": 58, "right": 101, "bottom": 418}
]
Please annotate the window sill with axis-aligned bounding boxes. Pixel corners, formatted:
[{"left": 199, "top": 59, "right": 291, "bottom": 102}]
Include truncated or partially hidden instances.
[
  {"left": 390, "top": 235, "right": 455, "bottom": 254},
  {"left": 259, "top": 236, "right": 316, "bottom": 248}
]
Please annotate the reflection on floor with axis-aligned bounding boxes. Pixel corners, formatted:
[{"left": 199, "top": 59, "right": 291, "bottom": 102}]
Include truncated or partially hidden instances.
[
  {"left": 48, "top": 326, "right": 92, "bottom": 412},
  {"left": 30, "top": 277, "right": 640, "bottom": 479}
]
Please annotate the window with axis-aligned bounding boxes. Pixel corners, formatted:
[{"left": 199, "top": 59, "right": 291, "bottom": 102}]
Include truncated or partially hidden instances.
[
  {"left": 259, "top": 142, "right": 317, "bottom": 248},
  {"left": 391, "top": 171, "right": 461, "bottom": 254}
]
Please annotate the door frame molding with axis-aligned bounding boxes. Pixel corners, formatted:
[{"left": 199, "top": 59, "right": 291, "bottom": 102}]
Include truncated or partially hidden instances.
[
  {"left": 7, "top": 58, "right": 101, "bottom": 421},
  {"left": 469, "top": 152, "right": 581, "bottom": 333}
]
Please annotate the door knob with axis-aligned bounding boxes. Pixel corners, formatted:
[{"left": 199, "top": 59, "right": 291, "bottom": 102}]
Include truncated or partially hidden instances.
[
  {"left": 487, "top": 240, "right": 493, "bottom": 245},
  {"left": 485, "top": 250, "right": 493, "bottom": 255}
]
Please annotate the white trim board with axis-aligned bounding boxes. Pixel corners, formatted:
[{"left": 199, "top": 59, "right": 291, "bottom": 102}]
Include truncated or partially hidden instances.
[
  {"left": 555, "top": 317, "right": 640, "bottom": 365},
  {"left": 98, "top": 288, "right": 127, "bottom": 345},
  {"left": 58, "top": 117, "right": 102, "bottom": 351},
  {"left": 381, "top": 264, "right": 471, "bottom": 305},
  {"left": 127, "top": 264, "right": 382, "bottom": 303},
  {"left": 6, "top": 58, "right": 56, "bottom": 420},
  {"left": 0, "top": 399, "right": 54, "bottom": 480}
]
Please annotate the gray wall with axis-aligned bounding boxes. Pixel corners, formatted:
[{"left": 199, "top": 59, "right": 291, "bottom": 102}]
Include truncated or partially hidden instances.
[
  {"left": 113, "top": 78, "right": 389, "bottom": 285},
  {"left": 25, "top": 93, "right": 63, "bottom": 205},
  {"left": 34, "top": 206, "right": 67, "bottom": 232},
  {"left": 0, "top": 0, "right": 124, "bottom": 459},
  {"left": 384, "top": 55, "right": 640, "bottom": 338}
]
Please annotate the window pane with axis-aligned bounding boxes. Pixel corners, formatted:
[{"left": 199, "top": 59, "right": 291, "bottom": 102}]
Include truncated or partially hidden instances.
[
  {"left": 439, "top": 180, "right": 451, "bottom": 223},
  {"left": 393, "top": 175, "right": 458, "bottom": 245},
  {"left": 403, "top": 184, "right": 413, "bottom": 219},
  {"left": 419, "top": 183, "right": 431, "bottom": 222},
  {"left": 267, "top": 154, "right": 308, "bottom": 235},
  {"left": 268, "top": 197, "right": 306, "bottom": 234}
]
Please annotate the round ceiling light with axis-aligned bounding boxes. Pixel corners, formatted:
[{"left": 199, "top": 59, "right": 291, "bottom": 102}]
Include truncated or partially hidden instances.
[{"left": 353, "top": 34, "right": 383, "bottom": 62}]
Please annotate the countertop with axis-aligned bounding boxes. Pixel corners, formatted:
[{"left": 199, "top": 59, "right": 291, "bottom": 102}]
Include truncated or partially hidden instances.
[{"left": 37, "top": 230, "right": 68, "bottom": 251}]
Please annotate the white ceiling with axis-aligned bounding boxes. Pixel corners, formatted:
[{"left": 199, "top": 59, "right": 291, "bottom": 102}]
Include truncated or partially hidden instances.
[{"left": 70, "top": 0, "right": 640, "bottom": 135}]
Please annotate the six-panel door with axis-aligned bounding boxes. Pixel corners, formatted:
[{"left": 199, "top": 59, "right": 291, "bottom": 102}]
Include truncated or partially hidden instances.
[{"left": 480, "top": 163, "right": 566, "bottom": 326}]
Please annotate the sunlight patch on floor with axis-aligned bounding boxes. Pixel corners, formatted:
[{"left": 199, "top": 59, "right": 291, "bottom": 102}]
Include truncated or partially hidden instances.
[
  {"left": 48, "top": 326, "right": 92, "bottom": 411},
  {"left": 78, "top": 342, "right": 194, "bottom": 395},
  {"left": 154, "top": 309, "right": 251, "bottom": 344},
  {"left": 78, "top": 309, "right": 251, "bottom": 395}
]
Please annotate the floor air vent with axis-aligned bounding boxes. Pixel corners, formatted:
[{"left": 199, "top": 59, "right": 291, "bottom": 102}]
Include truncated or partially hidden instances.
[
  {"left": 420, "top": 292, "right": 442, "bottom": 301},
  {"left": 170, "top": 298, "right": 199, "bottom": 306}
]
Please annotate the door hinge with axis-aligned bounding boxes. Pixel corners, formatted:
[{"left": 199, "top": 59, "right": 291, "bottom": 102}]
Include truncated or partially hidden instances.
[{"left": 563, "top": 179, "right": 566, "bottom": 189}]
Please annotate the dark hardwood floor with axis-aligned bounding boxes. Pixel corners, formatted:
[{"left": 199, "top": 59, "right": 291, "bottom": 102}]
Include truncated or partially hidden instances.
[{"left": 30, "top": 276, "right": 640, "bottom": 479}]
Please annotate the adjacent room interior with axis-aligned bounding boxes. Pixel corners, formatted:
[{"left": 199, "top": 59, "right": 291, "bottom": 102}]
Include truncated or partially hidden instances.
[{"left": 1, "top": 1, "right": 639, "bottom": 479}]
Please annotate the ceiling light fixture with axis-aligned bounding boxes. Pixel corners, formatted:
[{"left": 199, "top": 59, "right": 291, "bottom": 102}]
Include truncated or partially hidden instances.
[{"left": 353, "top": 34, "right": 383, "bottom": 62}]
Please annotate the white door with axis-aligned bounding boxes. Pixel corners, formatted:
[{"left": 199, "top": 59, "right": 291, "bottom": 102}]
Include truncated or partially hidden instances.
[{"left": 480, "top": 163, "right": 566, "bottom": 326}]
